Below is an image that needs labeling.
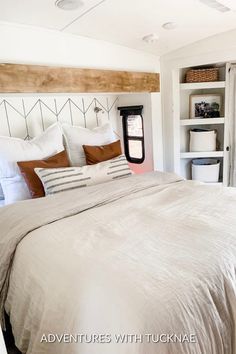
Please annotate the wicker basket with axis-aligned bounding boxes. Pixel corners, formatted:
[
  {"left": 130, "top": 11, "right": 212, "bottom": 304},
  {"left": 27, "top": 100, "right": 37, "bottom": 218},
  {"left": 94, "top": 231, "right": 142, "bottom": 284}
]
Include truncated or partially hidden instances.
[{"left": 185, "top": 68, "right": 219, "bottom": 83}]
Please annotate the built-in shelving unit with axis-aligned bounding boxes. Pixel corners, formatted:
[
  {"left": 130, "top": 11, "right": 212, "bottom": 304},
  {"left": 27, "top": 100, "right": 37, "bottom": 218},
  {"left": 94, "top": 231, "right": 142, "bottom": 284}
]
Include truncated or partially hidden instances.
[{"left": 173, "top": 63, "right": 230, "bottom": 186}]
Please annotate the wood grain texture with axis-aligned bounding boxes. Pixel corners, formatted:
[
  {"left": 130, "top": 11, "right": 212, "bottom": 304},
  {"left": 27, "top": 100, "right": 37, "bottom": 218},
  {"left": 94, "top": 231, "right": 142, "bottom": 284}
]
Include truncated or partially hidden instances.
[{"left": 0, "top": 64, "right": 160, "bottom": 93}]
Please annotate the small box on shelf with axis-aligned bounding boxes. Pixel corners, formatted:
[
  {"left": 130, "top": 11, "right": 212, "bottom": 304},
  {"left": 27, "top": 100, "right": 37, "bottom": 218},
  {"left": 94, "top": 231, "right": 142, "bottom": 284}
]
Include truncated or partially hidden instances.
[
  {"left": 189, "top": 128, "right": 217, "bottom": 152},
  {"left": 192, "top": 158, "right": 220, "bottom": 183},
  {"left": 185, "top": 67, "right": 220, "bottom": 83}
]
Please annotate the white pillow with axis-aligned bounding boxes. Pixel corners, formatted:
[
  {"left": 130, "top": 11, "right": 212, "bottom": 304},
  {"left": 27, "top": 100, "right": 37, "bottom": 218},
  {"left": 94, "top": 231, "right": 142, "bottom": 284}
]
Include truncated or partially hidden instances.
[
  {"left": 62, "top": 123, "right": 116, "bottom": 166},
  {"left": 0, "top": 123, "right": 64, "bottom": 204},
  {"left": 35, "top": 155, "right": 132, "bottom": 196}
]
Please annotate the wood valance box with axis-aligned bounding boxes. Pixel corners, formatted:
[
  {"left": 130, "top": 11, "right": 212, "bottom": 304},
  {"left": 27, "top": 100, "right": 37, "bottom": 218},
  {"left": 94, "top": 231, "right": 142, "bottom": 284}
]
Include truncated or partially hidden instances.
[{"left": 0, "top": 63, "right": 160, "bottom": 94}]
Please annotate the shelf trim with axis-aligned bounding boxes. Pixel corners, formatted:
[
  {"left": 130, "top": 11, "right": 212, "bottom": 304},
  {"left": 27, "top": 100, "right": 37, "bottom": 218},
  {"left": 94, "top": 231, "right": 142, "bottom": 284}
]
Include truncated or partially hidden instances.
[
  {"left": 180, "top": 81, "right": 226, "bottom": 90},
  {"left": 180, "top": 151, "right": 224, "bottom": 159},
  {"left": 180, "top": 118, "right": 225, "bottom": 126}
]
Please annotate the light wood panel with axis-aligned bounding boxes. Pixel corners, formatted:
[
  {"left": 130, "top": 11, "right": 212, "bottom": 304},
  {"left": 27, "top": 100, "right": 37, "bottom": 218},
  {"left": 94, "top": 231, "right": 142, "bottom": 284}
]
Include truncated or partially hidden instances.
[{"left": 0, "top": 64, "right": 160, "bottom": 93}]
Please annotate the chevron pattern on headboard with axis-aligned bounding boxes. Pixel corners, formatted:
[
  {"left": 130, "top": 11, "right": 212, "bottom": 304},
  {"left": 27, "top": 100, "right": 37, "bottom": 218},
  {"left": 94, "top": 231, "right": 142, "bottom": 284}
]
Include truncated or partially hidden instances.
[{"left": 0, "top": 95, "right": 119, "bottom": 139}]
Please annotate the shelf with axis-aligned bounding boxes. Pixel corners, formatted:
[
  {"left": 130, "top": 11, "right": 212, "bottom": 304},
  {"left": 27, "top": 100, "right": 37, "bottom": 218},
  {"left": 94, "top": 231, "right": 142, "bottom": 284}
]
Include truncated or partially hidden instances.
[
  {"left": 180, "top": 81, "right": 226, "bottom": 90},
  {"left": 180, "top": 151, "right": 224, "bottom": 159},
  {"left": 189, "top": 180, "right": 223, "bottom": 185},
  {"left": 180, "top": 118, "right": 225, "bottom": 126}
]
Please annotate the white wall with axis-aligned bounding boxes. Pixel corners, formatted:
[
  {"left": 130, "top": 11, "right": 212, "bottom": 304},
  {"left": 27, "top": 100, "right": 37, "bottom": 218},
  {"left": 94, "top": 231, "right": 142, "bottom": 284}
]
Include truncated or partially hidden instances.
[
  {"left": 0, "top": 22, "right": 162, "bottom": 172},
  {"left": 161, "top": 28, "right": 236, "bottom": 172},
  {"left": 117, "top": 93, "right": 163, "bottom": 173}
]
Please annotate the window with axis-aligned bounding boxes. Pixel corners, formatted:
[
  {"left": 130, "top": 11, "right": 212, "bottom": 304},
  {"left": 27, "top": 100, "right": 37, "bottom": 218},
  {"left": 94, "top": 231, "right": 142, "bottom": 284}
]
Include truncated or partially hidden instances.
[{"left": 118, "top": 106, "right": 145, "bottom": 164}]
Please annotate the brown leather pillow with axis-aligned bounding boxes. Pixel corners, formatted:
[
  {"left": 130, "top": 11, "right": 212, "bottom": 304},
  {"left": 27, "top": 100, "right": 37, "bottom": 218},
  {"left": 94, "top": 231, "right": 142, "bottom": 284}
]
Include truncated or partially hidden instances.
[
  {"left": 83, "top": 140, "right": 122, "bottom": 165},
  {"left": 17, "top": 150, "right": 70, "bottom": 199}
]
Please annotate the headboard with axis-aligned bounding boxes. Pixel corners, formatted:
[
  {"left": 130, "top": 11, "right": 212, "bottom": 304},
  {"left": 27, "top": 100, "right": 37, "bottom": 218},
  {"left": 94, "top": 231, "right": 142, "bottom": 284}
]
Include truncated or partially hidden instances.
[{"left": 0, "top": 95, "right": 119, "bottom": 139}]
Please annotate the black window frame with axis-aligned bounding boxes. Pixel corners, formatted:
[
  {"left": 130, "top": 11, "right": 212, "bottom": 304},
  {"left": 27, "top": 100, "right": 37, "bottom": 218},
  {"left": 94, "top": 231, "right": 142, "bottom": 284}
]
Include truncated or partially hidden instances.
[{"left": 118, "top": 105, "right": 145, "bottom": 164}]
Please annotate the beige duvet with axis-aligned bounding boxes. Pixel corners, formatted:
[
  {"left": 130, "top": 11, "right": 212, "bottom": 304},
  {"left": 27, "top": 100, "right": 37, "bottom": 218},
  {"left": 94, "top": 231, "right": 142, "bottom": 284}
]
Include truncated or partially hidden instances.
[{"left": 0, "top": 172, "right": 236, "bottom": 354}]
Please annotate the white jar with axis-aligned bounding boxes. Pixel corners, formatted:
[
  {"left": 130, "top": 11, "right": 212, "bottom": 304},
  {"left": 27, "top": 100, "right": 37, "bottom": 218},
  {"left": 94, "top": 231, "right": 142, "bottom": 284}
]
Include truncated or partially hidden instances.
[
  {"left": 190, "top": 129, "right": 217, "bottom": 152},
  {"left": 192, "top": 159, "right": 220, "bottom": 183}
]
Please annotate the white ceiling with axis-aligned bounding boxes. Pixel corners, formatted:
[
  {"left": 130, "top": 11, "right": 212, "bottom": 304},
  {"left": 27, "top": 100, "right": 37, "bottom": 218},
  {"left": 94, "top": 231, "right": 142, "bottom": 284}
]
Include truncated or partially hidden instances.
[{"left": 1, "top": 0, "right": 236, "bottom": 55}]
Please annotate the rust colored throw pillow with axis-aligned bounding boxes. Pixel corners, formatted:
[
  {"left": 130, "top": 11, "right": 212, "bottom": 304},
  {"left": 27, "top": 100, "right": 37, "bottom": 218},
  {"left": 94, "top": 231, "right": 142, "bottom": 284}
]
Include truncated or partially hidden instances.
[
  {"left": 17, "top": 150, "right": 70, "bottom": 199},
  {"left": 83, "top": 140, "right": 122, "bottom": 165}
]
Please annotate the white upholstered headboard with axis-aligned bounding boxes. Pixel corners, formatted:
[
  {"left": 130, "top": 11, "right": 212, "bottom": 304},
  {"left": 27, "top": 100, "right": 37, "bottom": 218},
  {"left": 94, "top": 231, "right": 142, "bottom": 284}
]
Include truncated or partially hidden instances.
[
  {"left": 0, "top": 95, "right": 119, "bottom": 139},
  {"left": 0, "top": 94, "right": 120, "bottom": 203}
]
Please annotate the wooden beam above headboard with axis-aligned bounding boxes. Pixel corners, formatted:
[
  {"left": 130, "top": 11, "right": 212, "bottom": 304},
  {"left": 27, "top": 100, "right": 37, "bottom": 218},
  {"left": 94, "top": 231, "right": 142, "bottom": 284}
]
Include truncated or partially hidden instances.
[{"left": 0, "top": 63, "right": 160, "bottom": 93}]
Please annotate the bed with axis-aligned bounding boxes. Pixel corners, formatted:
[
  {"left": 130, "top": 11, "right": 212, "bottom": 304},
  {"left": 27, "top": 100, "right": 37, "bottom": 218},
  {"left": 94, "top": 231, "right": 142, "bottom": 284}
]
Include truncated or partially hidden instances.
[{"left": 1, "top": 171, "right": 236, "bottom": 354}]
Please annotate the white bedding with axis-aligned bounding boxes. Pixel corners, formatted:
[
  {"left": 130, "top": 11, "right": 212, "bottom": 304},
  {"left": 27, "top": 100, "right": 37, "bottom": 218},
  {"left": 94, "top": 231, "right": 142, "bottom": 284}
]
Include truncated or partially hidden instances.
[
  {"left": 1, "top": 172, "right": 236, "bottom": 354},
  {"left": 0, "top": 325, "right": 7, "bottom": 354}
]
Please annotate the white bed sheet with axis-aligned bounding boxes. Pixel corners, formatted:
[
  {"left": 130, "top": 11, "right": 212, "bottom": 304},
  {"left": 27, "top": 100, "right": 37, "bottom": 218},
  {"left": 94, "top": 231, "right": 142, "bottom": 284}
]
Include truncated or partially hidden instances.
[{"left": 2, "top": 172, "right": 236, "bottom": 354}]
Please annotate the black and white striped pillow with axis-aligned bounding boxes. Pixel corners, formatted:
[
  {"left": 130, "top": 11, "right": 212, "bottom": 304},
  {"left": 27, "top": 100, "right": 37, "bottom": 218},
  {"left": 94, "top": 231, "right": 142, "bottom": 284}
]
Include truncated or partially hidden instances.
[{"left": 34, "top": 155, "right": 132, "bottom": 195}]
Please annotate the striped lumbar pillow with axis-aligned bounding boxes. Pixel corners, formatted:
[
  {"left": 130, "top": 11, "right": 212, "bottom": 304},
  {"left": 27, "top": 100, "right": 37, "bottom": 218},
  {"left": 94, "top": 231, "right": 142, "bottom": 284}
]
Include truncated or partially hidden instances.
[{"left": 34, "top": 155, "right": 132, "bottom": 196}]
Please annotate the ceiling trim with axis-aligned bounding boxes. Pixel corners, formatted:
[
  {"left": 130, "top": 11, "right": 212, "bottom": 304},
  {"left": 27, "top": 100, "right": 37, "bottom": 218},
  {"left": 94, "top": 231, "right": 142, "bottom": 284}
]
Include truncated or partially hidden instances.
[
  {"left": 60, "top": 0, "right": 107, "bottom": 31},
  {"left": 0, "top": 63, "right": 160, "bottom": 93}
]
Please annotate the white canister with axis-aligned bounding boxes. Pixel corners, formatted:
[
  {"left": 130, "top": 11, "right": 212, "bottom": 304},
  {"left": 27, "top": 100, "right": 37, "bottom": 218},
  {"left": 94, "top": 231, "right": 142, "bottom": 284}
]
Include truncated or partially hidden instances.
[
  {"left": 192, "top": 159, "right": 220, "bottom": 183},
  {"left": 189, "top": 129, "right": 217, "bottom": 152}
]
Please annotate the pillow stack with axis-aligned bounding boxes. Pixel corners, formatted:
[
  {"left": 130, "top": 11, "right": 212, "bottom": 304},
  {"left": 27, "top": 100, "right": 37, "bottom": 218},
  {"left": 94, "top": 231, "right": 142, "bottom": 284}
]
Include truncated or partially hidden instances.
[
  {"left": 0, "top": 124, "right": 64, "bottom": 204},
  {"left": 0, "top": 122, "right": 132, "bottom": 204},
  {"left": 62, "top": 122, "right": 116, "bottom": 166}
]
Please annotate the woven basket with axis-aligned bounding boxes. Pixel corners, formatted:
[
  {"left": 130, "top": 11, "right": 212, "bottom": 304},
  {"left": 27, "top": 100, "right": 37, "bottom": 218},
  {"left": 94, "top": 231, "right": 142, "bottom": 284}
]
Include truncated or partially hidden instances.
[{"left": 185, "top": 68, "right": 219, "bottom": 83}]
